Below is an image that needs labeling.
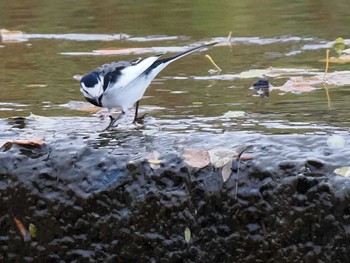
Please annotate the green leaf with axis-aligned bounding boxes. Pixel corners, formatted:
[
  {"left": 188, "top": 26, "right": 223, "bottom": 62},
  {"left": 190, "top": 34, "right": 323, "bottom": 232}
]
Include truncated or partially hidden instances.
[
  {"left": 29, "top": 223, "right": 37, "bottom": 238},
  {"left": 184, "top": 227, "right": 191, "bottom": 243}
]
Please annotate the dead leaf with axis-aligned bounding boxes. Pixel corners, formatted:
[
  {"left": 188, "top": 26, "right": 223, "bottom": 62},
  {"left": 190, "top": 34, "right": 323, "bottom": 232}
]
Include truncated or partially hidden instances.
[
  {"left": 2, "top": 139, "right": 45, "bottom": 151},
  {"left": 334, "top": 167, "right": 350, "bottom": 177},
  {"left": 147, "top": 151, "right": 161, "bottom": 169},
  {"left": 222, "top": 160, "right": 233, "bottom": 182},
  {"left": 183, "top": 148, "right": 210, "bottom": 169},
  {"left": 14, "top": 218, "right": 31, "bottom": 241},
  {"left": 59, "top": 101, "right": 100, "bottom": 113},
  {"left": 208, "top": 148, "right": 238, "bottom": 168},
  {"left": 0, "top": 28, "right": 26, "bottom": 42},
  {"left": 320, "top": 55, "right": 350, "bottom": 64}
]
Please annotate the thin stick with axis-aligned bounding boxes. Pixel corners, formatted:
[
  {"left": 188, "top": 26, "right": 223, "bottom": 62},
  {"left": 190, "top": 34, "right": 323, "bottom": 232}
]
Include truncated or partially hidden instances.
[
  {"left": 227, "top": 31, "right": 232, "bottom": 43},
  {"left": 205, "top": 54, "right": 222, "bottom": 72},
  {"left": 234, "top": 157, "right": 240, "bottom": 200},
  {"left": 323, "top": 49, "right": 330, "bottom": 81},
  {"left": 322, "top": 82, "right": 331, "bottom": 110}
]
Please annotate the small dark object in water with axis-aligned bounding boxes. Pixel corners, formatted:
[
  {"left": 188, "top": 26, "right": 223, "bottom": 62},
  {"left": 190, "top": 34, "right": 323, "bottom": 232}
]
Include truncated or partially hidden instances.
[{"left": 252, "top": 75, "right": 270, "bottom": 98}]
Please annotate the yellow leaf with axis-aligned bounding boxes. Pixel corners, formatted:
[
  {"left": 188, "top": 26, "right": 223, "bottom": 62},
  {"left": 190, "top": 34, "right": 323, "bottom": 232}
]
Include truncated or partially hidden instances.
[
  {"left": 29, "top": 223, "right": 37, "bottom": 238},
  {"left": 334, "top": 167, "right": 350, "bottom": 177}
]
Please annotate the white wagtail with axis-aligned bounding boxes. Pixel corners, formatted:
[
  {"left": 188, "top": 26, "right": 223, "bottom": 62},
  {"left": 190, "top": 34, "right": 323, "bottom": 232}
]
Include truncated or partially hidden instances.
[{"left": 80, "top": 42, "right": 218, "bottom": 130}]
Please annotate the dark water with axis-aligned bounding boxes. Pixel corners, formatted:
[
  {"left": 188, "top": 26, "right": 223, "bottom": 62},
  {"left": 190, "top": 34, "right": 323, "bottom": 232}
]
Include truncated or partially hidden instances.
[{"left": 1, "top": 0, "right": 350, "bottom": 136}]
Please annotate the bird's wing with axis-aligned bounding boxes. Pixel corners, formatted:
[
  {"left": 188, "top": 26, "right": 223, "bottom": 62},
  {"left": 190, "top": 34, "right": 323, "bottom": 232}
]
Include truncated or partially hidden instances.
[{"left": 98, "top": 54, "right": 164, "bottom": 92}]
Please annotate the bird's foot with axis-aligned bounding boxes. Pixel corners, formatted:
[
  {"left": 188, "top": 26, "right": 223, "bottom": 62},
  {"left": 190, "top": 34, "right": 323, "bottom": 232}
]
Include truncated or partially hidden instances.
[
  {"left": 103, "top": 115, "right": 119, "bottom": 131},
  {"left": 133, "top": 113, "right": 148, "bottom": 125}
]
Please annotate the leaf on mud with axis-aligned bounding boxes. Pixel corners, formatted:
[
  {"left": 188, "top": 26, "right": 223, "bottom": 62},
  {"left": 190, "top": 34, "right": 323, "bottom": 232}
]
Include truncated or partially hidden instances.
[
  {"left": 184, "top": 227, "right": 191, "bottom": 243},
  {"left": 14, "top": 218, "right": 31, "bottom": 241},
  {"left": 147, "top": 151, "right": 161, "bottom": 169},
  {"left": 29, "top": 223, "right": 37, "bottom": 238},
  {"left": 27, "top": 113, "right": 57, "bottom": 124},
  {"left": 0, "top": 28, "right": 26, "bottom": 42},
  {"left": 73, "top": 74, "right": 83, "bottom": 81},
  {"left": 222, "top": 111, "right": 245, "bottom": 118},
  {"left": 272, "top": 77, "right": 318, "bottom": 93},
  {"left": 334, "top": 167, "right": 350, "bottom": 177},
  {"left": 320, "top": 56, "right": 350, "bottom": 64},
  {"left": 183, "top": 148, "right": 210, "bottom": 169},
  {"left": 239, "top": 69, "right": 271, "bottom": 79},
  {"left": 59, "top": 101, "right": 100, "bottom": 113},
  {"left": 2, "top": 139, "right": 44, "bottom": 151},
  {"left": 142, "top": 129, "right": 157, "bottom": 136},
  {"left": 222, "top": 160, "right": 233, "bottom": 182},
  {"left": 327, "top": 134, "right": 345, "bottom": 148},
  {"left": 208, "top": 148, "right": 238, "bottom": 168}
]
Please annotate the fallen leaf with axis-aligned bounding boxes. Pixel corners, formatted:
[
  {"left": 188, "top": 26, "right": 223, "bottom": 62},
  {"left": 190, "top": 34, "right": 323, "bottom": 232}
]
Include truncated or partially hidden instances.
[
  {"left": 239, "top": 69, "right": 270, "bottom": 79},
  {"left": 184, "top": 227, "right": 191, "bottom": 243},
  {"left": 73, "top": 74, "right": 83, "bottom": 81},
  {"left": 183, "top": 148, "right": 210, "bottom": 169},
  {"left": 208, "top": 148, "right": 238, "bottom": 168},
  {"left": 222, "top": 160, "right": 233, "bottom": 182},
  {"left": 2, "top": 139, "right": 45, "bottom": 151},
  {"left": 147, "top": 151, "right": 161, "bottom": 169},
  {"left": 222, "top": 111, "right": 245, "bottom": 118},
  {"left": 29, "top": 223, "right": 37, "bottom": 238},
  {"left": 334, "top": 167, "right": 350, "bottom": 177},
  {"left": 142, "top": 129, "right": 157, "bottom": 136},
  {"left": 0, "top": 28, "right": 26, "bottom": 42},
  {"left": 14, "top": 218, "right": 31, "bottom": 241},
  {"left": 27, "top": 113, "right": 57, "bottom": 124},
  {"left": 59, "top": 101, "right": 100, "bottom": 113},
  {"left": 327, "top": 134, "right": 345, "bottom": 148}
]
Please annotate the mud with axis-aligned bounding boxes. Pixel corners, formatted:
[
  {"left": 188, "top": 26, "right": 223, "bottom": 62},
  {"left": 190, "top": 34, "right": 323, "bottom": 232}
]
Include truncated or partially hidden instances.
[{"left": 1, "top": 128, "right": 350, "bottom": 262}]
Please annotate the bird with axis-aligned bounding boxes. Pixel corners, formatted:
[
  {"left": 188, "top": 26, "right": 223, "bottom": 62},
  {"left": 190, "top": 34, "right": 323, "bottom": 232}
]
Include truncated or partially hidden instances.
[
  {"left": 80, "top": 42, "right": 218, "bottom": 130},
  {"left": 252, "top": 75, "right": 270, "bottom": 98}
]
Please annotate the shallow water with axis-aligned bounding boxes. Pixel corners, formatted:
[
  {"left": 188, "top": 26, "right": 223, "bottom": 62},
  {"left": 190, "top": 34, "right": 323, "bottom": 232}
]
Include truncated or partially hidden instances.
[{"left": 1, "top": 1, "right": 350, "bottom": 135}]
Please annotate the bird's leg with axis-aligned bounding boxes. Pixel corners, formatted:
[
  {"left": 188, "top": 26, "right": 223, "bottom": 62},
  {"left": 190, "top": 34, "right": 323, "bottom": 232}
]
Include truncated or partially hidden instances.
[
  {"left": 104, "top": 111, "right": 125, "bottom": 131},
  {"left": 133, "top": 100, "right": 148, "bottom": 124}
]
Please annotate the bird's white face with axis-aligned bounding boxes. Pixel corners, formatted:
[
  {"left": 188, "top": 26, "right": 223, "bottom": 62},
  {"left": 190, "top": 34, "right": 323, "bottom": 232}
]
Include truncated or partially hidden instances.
[{"left": 80, "top": 72, "right": 104, "bottom": 106}]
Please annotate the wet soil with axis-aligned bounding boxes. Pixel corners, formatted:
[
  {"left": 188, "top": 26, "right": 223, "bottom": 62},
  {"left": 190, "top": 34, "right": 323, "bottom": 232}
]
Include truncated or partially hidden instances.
[{"left": 1, "top": 120, "right": 350, "bottom": 262}]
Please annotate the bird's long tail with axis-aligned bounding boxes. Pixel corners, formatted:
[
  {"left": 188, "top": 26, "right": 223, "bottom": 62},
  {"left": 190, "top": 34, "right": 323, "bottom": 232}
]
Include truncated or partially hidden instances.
[{"left": 145, "top": 41, "right": 219, "bottom": 74}]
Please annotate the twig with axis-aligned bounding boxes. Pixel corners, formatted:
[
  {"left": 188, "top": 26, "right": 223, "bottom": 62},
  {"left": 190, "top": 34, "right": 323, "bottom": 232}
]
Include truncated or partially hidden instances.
[
  {"left": 234, "top": 146, "right": 252, "bottom": 200},
  {"left": 227, "top": 31, "right": 232, "bottom": 43},
  {"left": 205, "top": 54, "right": 222, "bottom": 72},
  {"left": 323, "top": 49, "right": 330, "bottom": 81},
  {"left": 322, "top": 82, "right": 331, "bottom": 110}
]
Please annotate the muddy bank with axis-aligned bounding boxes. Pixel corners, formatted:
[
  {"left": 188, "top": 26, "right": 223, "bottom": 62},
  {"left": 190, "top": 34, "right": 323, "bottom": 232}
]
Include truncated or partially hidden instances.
[{"left": 1, "top": 128, "right": 350, "bottom": 262}]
